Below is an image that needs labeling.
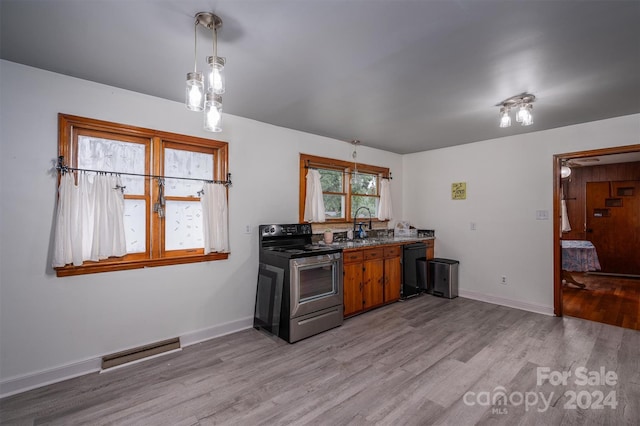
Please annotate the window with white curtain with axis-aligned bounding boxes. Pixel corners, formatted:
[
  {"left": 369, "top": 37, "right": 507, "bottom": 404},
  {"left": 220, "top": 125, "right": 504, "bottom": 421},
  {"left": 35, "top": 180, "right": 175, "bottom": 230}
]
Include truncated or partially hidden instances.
[
  {"left": 299, "top": 153, "right": 390, "bottom": 224},
  {"left": 56, "top": 114, "right": 229, "bottom": 277}
]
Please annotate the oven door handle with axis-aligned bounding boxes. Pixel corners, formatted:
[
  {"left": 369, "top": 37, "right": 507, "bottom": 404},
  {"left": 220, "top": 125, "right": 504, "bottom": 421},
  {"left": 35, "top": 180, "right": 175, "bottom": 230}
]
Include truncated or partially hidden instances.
[{"left": 291, "top": 253, "right": 341, "bottom": 268}]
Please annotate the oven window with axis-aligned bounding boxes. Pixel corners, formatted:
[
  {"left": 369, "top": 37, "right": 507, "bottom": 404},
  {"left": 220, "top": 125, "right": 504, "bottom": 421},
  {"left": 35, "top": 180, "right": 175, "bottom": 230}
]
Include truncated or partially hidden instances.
[{"left": 299, "top": 264, "right": 336, "bottom": 301}]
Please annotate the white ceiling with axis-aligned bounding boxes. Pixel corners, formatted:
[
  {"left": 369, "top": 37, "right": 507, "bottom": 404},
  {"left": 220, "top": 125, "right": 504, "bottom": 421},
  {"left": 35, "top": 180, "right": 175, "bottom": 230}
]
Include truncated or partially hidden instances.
[{"left": 1, "top": 0, "right": 639, "bottom": 154}]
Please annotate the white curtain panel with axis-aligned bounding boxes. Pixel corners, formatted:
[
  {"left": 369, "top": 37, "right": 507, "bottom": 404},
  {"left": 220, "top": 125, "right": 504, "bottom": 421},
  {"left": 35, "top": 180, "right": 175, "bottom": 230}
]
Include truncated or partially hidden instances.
[
  {"left": 561, "top": 199, "right": 572, "bottom": 233},
  {"left": 303, "top": 169, "right": 326, "bottom": 223},
  {"left": 201, "top": 183, "right": 229, "bottom": 254},
  {"left": 52, "top": 173, "right": 126, "bottom": 267},
  {"left": 377, "top": 178, "right": 393, "bottom": 220}
]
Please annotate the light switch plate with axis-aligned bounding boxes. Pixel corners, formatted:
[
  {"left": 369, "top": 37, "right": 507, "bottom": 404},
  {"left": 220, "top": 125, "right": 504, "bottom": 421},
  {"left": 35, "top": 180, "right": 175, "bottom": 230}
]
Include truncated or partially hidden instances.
[{"left": 536, "top": 210, "right": 549, "bottom": 220}]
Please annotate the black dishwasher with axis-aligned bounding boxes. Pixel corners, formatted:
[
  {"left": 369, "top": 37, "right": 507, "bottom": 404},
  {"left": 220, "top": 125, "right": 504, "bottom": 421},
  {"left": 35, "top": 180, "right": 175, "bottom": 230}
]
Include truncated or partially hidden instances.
[{"left": 402, "top": 242, "right": 427, "bottom": 298}]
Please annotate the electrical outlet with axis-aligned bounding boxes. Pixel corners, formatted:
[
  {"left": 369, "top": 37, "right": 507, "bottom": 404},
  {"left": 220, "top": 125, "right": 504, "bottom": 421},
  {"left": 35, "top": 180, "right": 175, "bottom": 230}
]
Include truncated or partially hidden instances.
[
  {"left": 501, "top": 275, "right": 507, "bottom": 285},
  {"left": 470, "top": 222, "right": 477, "bottom": 231},
  {"left": 245, "top": 225, "right": 252, "bottom": 234}
]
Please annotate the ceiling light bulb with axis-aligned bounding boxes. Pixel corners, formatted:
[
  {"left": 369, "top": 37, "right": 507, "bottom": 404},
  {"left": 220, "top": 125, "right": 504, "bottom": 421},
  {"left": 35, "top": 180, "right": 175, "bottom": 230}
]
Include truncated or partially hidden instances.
[
  {"left": 561, "top": 165, "right": 572, "bottom": 178},
  {"left": 204, "top": 93, "right": 222, "bottom": 132},
  {"left": 516, "top": 104, "right": 526, "bottom": 123},
  {"left": 521, "top": 104, "right": 533, "bottom": 126},
  {"left": 186, "top": 72, "right": 204, "bottom": 111},
  {"left": 207, "top": 56, "right": 226, "bottom": 94},
  {"left": 499, "top": 107, "right": 511, "bottom": 128}
]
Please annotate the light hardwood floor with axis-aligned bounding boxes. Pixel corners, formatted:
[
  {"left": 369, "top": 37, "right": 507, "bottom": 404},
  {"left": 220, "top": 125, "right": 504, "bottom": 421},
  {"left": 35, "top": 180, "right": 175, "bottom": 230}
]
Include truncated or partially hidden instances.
[{"left": 1, "top": 296, "right": 639, "bottom": 425}]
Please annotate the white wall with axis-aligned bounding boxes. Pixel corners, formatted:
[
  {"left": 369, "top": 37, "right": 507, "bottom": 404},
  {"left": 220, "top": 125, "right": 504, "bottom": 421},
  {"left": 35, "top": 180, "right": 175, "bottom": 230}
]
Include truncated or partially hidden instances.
[
  {"left": 0, "top": 60, "right": 403, "bottom": 394},
  {"left": 402, "top": 114, "right": 640, "bottom": 313}
]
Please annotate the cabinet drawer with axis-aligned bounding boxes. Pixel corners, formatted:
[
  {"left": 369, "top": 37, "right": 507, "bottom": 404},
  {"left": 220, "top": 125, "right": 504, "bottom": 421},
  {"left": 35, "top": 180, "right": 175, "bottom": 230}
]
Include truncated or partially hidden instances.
[
  {"left": 343, "top": 250, "right": 363, "bottom": 263},
  {"left": 384, "top": 245, "right": 401, "bottom": 258},
  {"left": 363, "top": 248, "right": 384, "bottom": 260}
]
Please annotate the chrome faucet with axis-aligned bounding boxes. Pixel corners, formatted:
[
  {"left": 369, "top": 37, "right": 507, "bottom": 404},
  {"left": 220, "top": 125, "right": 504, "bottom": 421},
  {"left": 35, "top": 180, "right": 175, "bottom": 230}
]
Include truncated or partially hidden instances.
[{"left": 353, "top": 206, "right": 372, "bottom": 239}]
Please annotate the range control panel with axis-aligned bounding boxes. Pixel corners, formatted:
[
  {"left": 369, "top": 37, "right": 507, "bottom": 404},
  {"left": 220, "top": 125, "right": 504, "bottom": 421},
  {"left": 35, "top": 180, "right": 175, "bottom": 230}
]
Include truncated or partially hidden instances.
[{"left": 260, "top": 224, "right": 312, "bottom": 237}]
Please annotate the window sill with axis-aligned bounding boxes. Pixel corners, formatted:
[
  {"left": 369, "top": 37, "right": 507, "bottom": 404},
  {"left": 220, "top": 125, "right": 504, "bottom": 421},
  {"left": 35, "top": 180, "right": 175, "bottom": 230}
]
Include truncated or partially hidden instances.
[{"left": 55, "top": 252, "right": 230, "bottom": 277}]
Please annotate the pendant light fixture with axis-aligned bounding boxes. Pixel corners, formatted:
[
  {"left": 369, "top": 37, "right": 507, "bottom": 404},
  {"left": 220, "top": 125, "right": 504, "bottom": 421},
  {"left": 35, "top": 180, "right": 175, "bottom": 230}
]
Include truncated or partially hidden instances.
[
  {"left": 351, "top": 140, "right": 361, "bottom": 185},
  {"left": 185, "top": 12, "right": 225, "bottom": 132},
  {"left": 497, "top": 93, "right": 535, "bottom": 128}
]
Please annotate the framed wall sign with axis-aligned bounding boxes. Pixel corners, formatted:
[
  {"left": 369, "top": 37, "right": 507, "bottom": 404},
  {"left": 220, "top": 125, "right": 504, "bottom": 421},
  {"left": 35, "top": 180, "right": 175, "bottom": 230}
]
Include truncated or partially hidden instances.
[{"left": 452, "top": 182, "right": 466, "bottom": 200}]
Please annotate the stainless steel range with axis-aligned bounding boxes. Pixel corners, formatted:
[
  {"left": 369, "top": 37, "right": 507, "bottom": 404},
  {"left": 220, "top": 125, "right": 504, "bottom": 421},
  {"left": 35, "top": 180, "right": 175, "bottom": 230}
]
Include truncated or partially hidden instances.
[{"left": 254, "top": 224, "right": 343, "bottom": 343}]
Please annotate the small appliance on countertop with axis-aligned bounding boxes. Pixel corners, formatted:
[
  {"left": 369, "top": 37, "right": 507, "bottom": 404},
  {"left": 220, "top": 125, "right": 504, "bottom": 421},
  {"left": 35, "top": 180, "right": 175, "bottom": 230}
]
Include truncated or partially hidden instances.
[{"left": 417, "top": 229, "right": 435, "bottom": 238}]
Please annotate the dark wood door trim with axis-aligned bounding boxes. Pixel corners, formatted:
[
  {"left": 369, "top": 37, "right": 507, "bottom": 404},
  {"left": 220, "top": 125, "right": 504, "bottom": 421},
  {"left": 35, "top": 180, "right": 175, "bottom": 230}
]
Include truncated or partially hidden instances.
[{"left": 553, "top": 144, "right": 640, "bottom": 316}]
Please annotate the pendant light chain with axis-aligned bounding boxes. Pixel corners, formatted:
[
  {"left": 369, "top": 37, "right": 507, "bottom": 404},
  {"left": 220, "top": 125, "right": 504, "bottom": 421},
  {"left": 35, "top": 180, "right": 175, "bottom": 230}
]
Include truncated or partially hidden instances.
[
  {"left": 213, "top": 24, "right": 217, "bottom": 60},
  {"left": 193, "top": 19, "right": 199, "bottom": 74}
]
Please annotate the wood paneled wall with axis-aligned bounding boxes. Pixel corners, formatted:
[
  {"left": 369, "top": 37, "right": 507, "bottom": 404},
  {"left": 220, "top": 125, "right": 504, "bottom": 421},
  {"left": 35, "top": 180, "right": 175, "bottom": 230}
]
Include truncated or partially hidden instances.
[{"left": 562, "top": 161, "right": 640, "bottom": 240}]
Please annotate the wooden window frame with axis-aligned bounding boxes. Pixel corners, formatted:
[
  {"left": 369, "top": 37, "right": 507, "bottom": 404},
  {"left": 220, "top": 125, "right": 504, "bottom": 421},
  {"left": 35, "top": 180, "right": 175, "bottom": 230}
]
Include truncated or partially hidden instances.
[
  {"left": 299, "top": 153, "right": 390, "bottom": 225},
  {"left": 56, "top": 114, "right": 229, "bottom": 277}
]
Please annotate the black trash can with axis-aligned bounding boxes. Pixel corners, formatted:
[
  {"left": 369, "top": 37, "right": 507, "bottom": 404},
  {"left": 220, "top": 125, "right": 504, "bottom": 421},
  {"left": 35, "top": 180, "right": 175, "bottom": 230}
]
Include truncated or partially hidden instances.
[{"left": 427, "top": 258, "right": 459, "bottom": 299}]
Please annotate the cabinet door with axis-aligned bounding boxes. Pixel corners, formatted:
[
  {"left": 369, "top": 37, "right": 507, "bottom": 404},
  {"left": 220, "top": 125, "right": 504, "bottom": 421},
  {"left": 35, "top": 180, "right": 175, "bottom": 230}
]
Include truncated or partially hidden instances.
[
  {"left": 363, "top": 258, "right": 384, "bottom": 309},
  {"left": 425, "top": 239, "right": 435, "bottom": 260},
  {"left": 343, "top": 262, "right": 364, "bottom": 317},
  {"left": 384, "top": 256, "right": 402, "bottom": 302}
]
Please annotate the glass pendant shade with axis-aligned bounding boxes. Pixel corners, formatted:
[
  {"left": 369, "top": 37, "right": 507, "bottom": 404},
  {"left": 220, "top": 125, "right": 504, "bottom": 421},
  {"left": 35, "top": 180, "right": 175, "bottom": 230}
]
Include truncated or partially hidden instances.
[
  {"left": 515, "top": 103, "right": 533, "bottom": 125},
  {"left": 521, "top": 104, "right": 533, "bottom": 126},
  {"left": 186, "top": 72, "right": 204, "bottom": 111},
  {"left": 561, "top": 165, "right": 572, "bottom": 179},
  {"left": 499, "top": 107, "right": 511, "bottom": 128},
  {"left": 207, "top": 56, "right": 226, "bottom": 94},
  {"left": 204, "top": 93, "right": 222, "bottom": 132}
]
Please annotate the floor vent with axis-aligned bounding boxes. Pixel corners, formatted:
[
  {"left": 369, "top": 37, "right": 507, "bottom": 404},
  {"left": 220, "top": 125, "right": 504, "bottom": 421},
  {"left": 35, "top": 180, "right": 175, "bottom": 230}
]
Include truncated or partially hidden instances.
[{"left": 101, "top": 337, "right": 181, "bottom": 370}]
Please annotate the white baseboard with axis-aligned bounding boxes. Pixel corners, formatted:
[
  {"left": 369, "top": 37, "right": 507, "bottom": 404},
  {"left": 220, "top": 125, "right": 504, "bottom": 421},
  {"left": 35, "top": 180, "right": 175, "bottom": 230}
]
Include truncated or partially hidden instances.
[
  {"left": 0, "top": 357, "right": 102, "bottom": 399},
  {"left": 180, "top": 316, "right": 254, "bottom": 347},
  {"left": 459, "top": 289, "right": 554, "bottom": 316},
  {"left": 0, "top": 316, "right": 254, "bottom": 399}
]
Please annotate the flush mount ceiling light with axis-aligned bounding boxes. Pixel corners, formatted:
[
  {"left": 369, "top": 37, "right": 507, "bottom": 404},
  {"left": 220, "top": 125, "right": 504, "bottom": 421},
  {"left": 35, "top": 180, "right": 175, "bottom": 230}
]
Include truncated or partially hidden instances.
[
  {"left": 561, "top": 160, "right": 572, "bottom": 179},
  {"left": 497, "top": 93, "right": 536, "bottom": 128},
  {"left": 185, "top": 12, "right": 225, "bottom": 132}
]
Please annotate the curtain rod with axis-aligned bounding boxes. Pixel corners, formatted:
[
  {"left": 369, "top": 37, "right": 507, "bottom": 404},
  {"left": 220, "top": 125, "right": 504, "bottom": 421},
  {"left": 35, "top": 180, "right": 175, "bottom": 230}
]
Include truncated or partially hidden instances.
[
  {"left": 56, "top": 156, "right": 232, "bottom": 187},
  {"left": 304, "top": 161, "right": 392, "bottom": 180}
]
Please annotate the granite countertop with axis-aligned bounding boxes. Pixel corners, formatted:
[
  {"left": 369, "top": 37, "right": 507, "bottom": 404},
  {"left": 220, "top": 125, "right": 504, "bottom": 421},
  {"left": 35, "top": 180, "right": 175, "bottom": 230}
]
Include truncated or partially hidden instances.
[{"left": 318, "top": 236, "right": 434, "bottom": 250}]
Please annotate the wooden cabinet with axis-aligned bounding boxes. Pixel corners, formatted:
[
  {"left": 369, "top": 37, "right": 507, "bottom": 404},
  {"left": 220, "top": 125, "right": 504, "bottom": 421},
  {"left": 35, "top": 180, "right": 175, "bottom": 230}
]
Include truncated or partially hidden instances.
[
  {"left": 343, "top": 250, "right": 364, "bottom": 316},
  {"left": 383, "top": 245, "right": 402, "bottom": 303},
  {"left": 343, "top": 244, "right": 404, "bottom": 316},
  {"left": 363, "top": 248, "right": 384, "bottom": 310},
  {"left": 424, "top": 239, "right": 435, "bottom": 260},
  {"left": 343, "top": 260, "right": 364, "bottom": 317},
  {"left": 343, "top": 240, "right": 435, "bottom": 317}
]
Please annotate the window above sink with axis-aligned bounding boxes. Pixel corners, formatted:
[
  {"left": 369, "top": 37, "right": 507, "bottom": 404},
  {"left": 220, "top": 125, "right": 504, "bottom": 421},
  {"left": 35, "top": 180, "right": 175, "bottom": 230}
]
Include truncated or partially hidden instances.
[{"left": 299, "top": 153, "right": 390, "bottom": 224}]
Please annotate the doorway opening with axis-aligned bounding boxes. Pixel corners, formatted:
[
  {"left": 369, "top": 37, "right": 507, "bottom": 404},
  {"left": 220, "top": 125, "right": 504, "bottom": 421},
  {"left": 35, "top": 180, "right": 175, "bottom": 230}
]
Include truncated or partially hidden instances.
[{"left": 553, "top": 144, "right": 640, "bottom": 329}]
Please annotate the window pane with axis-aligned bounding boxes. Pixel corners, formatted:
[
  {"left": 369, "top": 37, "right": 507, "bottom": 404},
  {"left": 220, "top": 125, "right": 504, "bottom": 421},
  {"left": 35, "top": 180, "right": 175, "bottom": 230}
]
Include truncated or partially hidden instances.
[
  {"left": 164, "top": 148, "right": 214, "bottom": 197},
  {"left": 319, "top": 169, "right": 343, "bottom": 193},
  {"left": 351, "top": 172, "right": 377, "bottom": 195},
  {"left": 165, "top": 200, "right": 203, "bottom": 250},
  {"left": 323, "top": 194, "right": 345, "bottom": 219},
  {"left": 123, "top": 199, "right": 146, "bottom": 253},
  {"left": 77, "top": 136, "right": 146, "bottom": 195},
  {"left": 351, "top": 196, "right": 378, "bottom": 218}
]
